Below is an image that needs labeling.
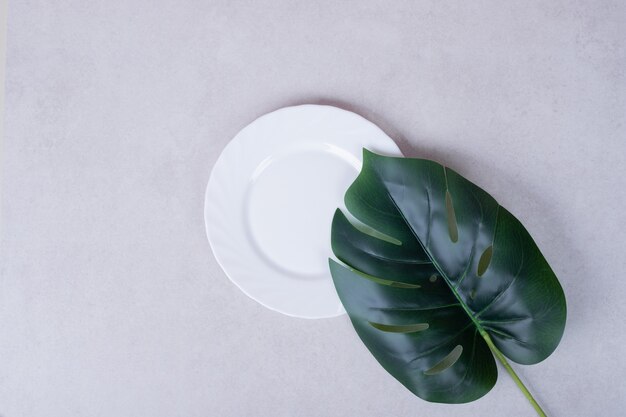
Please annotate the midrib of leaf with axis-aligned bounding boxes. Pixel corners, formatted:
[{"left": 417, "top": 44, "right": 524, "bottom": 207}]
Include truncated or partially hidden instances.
[{"left": 418, "top": 240, "right": 487, "bottom": 335}]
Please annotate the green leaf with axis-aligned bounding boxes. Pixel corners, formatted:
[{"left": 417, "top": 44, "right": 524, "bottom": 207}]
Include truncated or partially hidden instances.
[{"left": 330, "top": 149, "right": 566, "bottom": 405}]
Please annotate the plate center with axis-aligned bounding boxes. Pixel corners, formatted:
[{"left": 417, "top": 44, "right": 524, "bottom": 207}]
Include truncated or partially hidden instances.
[{"left": 246, "top": 145, "right": 359, "bottom": 278}]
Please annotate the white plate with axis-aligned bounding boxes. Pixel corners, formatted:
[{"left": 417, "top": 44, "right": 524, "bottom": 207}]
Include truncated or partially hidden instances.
[{"left": 205, "top": 105, "right": 401, "bottom": 318}]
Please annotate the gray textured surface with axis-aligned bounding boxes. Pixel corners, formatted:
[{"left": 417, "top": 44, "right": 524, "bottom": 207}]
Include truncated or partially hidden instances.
[{"left": 1, "top": 1, "right": 625, "bottom": 416}]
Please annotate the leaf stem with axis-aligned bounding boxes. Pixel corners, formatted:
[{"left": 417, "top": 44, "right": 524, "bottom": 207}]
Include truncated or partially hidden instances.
[{"left": 479, "top": 330, "right": 547, "bottom": 417}]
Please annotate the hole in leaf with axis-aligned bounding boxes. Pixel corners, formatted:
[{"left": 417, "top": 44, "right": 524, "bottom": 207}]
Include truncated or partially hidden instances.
[
  {"left": 477, "top": 245, "right": 493, "bottom": 277},
  {"left": 429, "top": 274, "right": 438, "bottom": 283},
  {"left": 346, "top": 266, "right": 421, "bottom": 289},
  {"left": 389, "top": 281, "right": 422, "bottom": 289},
  {"left": 369, "top": 322, "right": 429, "bottom": 333},
  {"left": 424, "top": 345, "right": 463, "bottom": 376},
  {"left": 469, "top": 289, "right": 476, "bottom": 300},
  {"left": 344, "top": 211, "right": 402, "bottom": 245},
  {"left": 445, "top": 190, "right": 458, "bottom": 243}
]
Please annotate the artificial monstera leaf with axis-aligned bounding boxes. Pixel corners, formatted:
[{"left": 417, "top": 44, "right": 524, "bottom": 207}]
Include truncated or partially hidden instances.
[{"left": 329, "top": 150, "right": 566, "bottom": 414}]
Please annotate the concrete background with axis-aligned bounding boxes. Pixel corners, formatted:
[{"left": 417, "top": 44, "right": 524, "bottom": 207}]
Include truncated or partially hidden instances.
[
  {"left": 0, "top": 0, "right": 7, "bottom": 218},
  {"left": 1, "top": 1, "right": 625, "bottom": 416}
]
